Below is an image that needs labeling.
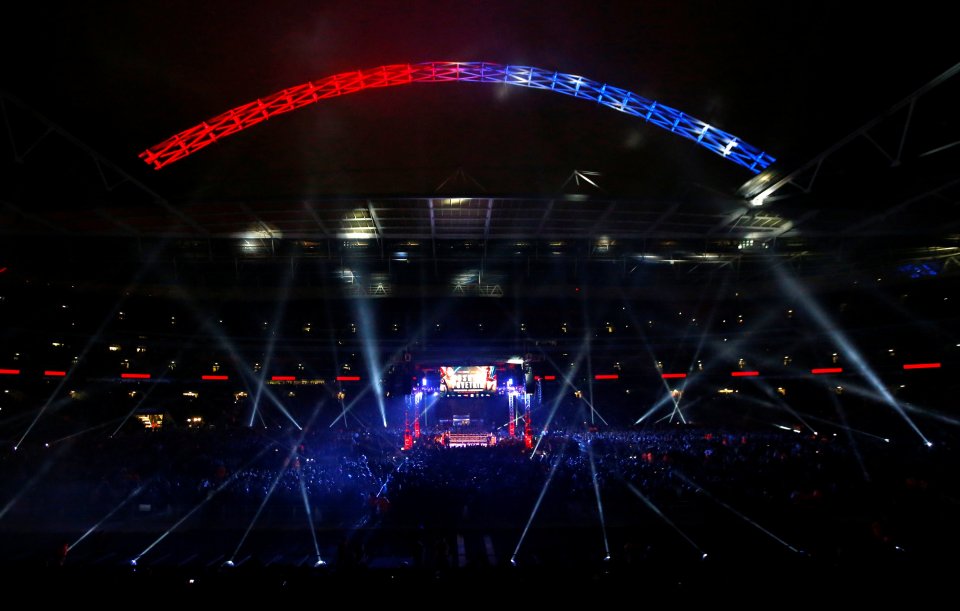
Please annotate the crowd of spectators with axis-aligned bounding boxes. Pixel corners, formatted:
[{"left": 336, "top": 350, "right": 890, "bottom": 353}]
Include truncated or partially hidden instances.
[{"left": 2, "top": 418, "right": 954, "bottom": 576}]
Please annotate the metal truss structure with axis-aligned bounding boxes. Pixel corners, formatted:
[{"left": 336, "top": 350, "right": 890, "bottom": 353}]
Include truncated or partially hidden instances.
[
  {"left": 140, "top": 62, "right": 775, "bottom": 173},
  {"left": 6, "top": 63, "right": 956, "bottom": 290},
  {"left": 741, "top": 62, "right": 960, "bottom": 219}
]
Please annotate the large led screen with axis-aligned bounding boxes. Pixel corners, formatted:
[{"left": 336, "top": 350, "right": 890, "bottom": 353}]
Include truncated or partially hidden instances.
[{"left": 439, "top": 366, "right": 497, "bottom": 395}]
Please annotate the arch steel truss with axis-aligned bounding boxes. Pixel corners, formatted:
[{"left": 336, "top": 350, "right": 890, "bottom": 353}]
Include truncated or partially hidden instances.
[{"left": 140, "top": 62, "right": 775, "bottom": 173}]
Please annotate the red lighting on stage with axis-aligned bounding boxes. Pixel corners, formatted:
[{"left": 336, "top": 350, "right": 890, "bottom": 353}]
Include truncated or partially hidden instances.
[
  {"left": 731, "top": 371, "right": 759, "bottom": 377},
  {"left": 0, "top": 267, "right": 7, "bottom": 273},
  {"left": 0, "top": 368, "right": 21, "bottom": 375},
  {"left": 524, "top": 413, "right": 533, "bottom": 450},
  {"left": 662, "top": 373, "right": 687, "bottom": 379},
  {"left": 271, "top": 375, "right": 296, "bottom": 381},
  {"left": 336, "top": 375, "right": 361, "bottom": 382},
  {"left": 121, "top": 373, "right": 151, "bottom": 379},
  {"left": 594, "top": 374, "right": 619, "bottom": 380},
  {"left": 811, "top": 368, "right": 843, "bottom": 374},
  {"left": 44, "top": 371, "right": 67, "bottom": 377},
  {"left": 903, "top": 362, "right": 941, "bottom": 370},
  {"left": 543, "top": 375, "right": 556, "bottom": 381},
  {"left": 202, "top": 375, "right": 229, "bottom": 381},
  {"left": 403, "top": 399, "right": 413, "bottom": 450}
]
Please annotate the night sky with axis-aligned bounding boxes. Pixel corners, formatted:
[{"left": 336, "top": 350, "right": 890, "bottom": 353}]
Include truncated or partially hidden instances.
[{"left": 0, "top": 1, "right": 953, "bottom": 201}]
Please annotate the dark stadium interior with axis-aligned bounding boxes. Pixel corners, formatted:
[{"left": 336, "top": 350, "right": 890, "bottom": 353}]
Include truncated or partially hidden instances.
[{"left": 1, "top": 1, "right": 958, "bottom": 598}]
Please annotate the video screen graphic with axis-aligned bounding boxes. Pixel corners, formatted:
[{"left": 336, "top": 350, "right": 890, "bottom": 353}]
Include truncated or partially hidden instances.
[{"left": 439, "top": 366, "right": 497, "bottom": 396}]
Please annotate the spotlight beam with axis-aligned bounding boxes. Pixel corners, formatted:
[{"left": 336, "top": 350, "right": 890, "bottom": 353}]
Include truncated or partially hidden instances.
[
  {"left": 900, "top": 401, "right": 960, "bottom": 428},
  {"left": 16, "top": 242, "right": 173, "bottom": 448},
  {"left": 669, "top": 394, "right": 687, "bottom": 424},
  {"left": 836, "top": 381, "right": 960, "bottom": 429},
  {"left": 624, "top": 267, "right": 730, "bottom": 415},
  {"left": 616, "top": 295, "right": 702, "bottom": 421},
  {"left": 179, "top": 301, "right": 272, "bottom": 416},
  {"left": 684, "top": 269, "right": 732, "bottom": 377},
  {"left": 673, "top": 471, "right": 802, "bottom": 554},
  {"left": 327, "top": 276, "right": 452, "bottom": 431},
  {"left": 579, "top": 396, "right": 610, "bottom": 426},
  {"left": 249, "top": 266, "right": 295, "bottom": 427},
  {"left": 374, "top": 455, "right": 409, "bottom": 499},
  {"left": 132, "top": 442, "right": 278, "bottom": 564},
  {"left": 69, "top": 484, "right": 147, "bottom": 552},
  {"left": 110, "top": 369, "right": 171, "bottom": 437},
  {"left": 258, "top": 387, "right": 303, "bottom": 430},
  {"left": 752, "top": 381, "right": 818, "bottom": 435},
  {"left": 417, "top": 392, "right": 440, "bottom": 423},
  {"left": 229, "top": 406, "right": 321, "bottom": 562},
  {"left": 298, "top": 473, "right": 323, "bottom": 564},
  {"left": 625, "top": 481, "right": 705, "bottom": 556},
  {"left": 583, "top": 436, "right": 611, "bottom": 558},
  {"left": 582, "top": 327, "right": 596, "bottom": 425},
  {"left": 635, "top": 393, "right": 676, "bottom": 424},
  {"left": 531, "top": 341, "right": 592, "bottom": 455},
  {"left": 328, "top": 383, "right": 374, "bottom": 428},
  {"left": 732, "top": 394, "right": 888, "bottom": 442},
  {"left": 1, "top": 397, "right": 71, "bottom": 430},
  {"left": 0, "top": 445, "right": 62, "bottom": 520},
  {"left": 824, "top": 389, "right": 871, "bottom": 481},
  {"left": 355, "top": 296, "right": 388, "bottom": 427},
  {"left": 768, "top": 258, "right": 929, "bottom": 445},
  {"left": 804, "top": 417, "right": 889, "bottom": 442},
  {"left": 49, "top": 418, "right": 123, "bottom": 445},
  {"left": 326, "top": 341, "right": 414, "bottom": 429},
  {"left": 504, "top": 305, "right": 594, "bottom": 436},
  {"left": 512, "top": 451, "right": 565, "bottom": 563}
]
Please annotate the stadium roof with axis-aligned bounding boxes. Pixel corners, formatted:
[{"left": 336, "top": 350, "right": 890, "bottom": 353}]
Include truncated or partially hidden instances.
[{"left": 0, "top": 2, "right": 957, "bottom": 269}]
